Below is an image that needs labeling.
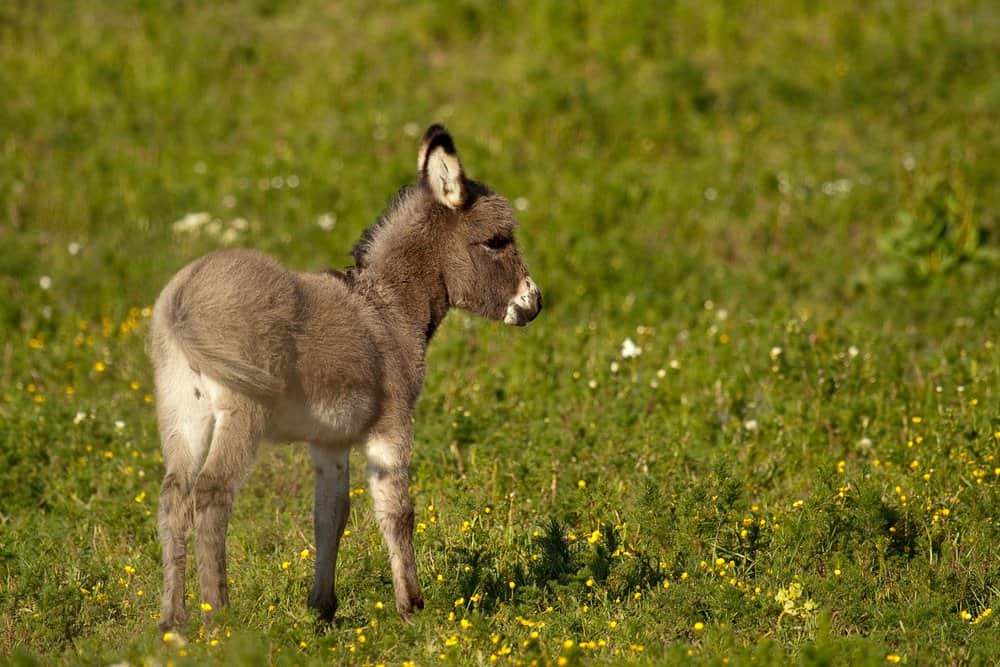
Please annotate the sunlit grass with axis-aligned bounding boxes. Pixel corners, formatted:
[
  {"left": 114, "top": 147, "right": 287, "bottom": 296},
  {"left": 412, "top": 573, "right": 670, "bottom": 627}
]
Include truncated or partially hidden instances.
[{"left": 1, "top": 1, "right": 999, "bottom": 665}]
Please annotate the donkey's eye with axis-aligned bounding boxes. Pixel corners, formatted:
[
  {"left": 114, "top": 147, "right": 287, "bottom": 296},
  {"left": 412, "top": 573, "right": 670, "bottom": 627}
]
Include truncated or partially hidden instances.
[{"left": 483, "top": 235, "right": 512, "bottom": 251}]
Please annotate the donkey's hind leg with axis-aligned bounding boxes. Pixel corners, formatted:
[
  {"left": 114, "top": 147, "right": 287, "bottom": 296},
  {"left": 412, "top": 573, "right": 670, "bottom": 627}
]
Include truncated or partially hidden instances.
[
  {"left": 156, "top": 381, "right": 214, "bottom": 631},
  {"left": 158, "top": 431, "right": 197, "bottom": 633},
  {"left": 193, "top": 381, "right": 264, "bottom": 617},
  {"left": 307, "top": 445, "right": 351, "bottom": 622}
]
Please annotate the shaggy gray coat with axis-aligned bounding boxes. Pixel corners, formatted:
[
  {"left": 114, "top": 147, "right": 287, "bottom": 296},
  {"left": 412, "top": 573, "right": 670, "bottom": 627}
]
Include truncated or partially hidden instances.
[{"left": 151, "top": 125, "right": 541, "bottom": 631}]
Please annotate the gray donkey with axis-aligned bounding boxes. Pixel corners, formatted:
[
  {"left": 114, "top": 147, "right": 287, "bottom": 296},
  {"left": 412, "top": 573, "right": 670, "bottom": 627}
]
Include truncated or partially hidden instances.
[{"left": 151, "top": 125, "right": 542, "bottom": 631}]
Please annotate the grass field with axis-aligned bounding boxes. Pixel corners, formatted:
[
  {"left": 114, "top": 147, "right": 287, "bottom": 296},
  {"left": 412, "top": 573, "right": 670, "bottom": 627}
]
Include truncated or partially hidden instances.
[{"left": 2, "top": 1, "right": 999, "bottom": 665}]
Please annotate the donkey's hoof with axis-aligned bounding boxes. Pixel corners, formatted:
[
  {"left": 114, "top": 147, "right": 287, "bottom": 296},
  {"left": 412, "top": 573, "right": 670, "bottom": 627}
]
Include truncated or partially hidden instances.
[
  {"left": 158, "top": 610, "right": 187, "bottom": 634},
  {"left": 308, "top": 591, "right": 338, "bottom": 623},
  {"left": 397, "top": 593, "right": 424, "bottom": 622}
]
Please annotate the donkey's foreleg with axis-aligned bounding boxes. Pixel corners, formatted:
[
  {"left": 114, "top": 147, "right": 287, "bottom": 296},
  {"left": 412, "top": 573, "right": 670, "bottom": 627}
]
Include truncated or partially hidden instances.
[
  {"left": 193, "top": 395, "right": 262, "bottom": 618},
  {"left": 158, "top": 443, "right": 196, "bottom": 632},
  {"left": 365, "top": 430, "right": 423, "bottom": 619},
  {"left": 308, "top": 445, "right": 351, "bottom": 622}
]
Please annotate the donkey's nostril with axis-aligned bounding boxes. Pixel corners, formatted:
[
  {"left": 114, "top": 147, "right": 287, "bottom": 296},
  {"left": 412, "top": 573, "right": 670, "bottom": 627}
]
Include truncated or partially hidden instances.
[{"left": 503, "top": 278, "right": 542, "bottom": 326}]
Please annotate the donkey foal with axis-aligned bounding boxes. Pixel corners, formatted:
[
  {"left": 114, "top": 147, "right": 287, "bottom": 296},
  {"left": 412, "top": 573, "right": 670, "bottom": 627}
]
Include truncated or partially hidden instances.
[{"left": 152, "top": 125, "right": 542, "bottom": 631}]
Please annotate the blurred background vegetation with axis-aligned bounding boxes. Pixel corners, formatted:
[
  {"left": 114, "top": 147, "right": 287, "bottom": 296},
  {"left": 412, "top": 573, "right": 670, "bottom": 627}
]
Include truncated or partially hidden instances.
[{"left": 1, "top": 1, "right": 998, "bottom": 665}]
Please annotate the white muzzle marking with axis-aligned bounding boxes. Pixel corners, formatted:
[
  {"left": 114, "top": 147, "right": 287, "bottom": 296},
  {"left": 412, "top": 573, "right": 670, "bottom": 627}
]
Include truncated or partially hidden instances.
[{"left": 504, "top": 276, "right": 542, "bottom": 326}]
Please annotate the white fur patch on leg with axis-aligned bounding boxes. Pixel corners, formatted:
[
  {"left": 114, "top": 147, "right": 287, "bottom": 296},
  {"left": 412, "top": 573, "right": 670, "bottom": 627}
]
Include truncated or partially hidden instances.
[{"left": 365, "top": 437, "right": 402, "bottom": 472}]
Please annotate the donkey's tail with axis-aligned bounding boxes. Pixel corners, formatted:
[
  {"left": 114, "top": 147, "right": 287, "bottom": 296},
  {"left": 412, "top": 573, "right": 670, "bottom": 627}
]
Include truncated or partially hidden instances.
[
  {"left": 154, "top": 285, "right": 284, "bottom": 399},
  {"left": 169, "top": 329, "right": 283, "bottom": 398}
]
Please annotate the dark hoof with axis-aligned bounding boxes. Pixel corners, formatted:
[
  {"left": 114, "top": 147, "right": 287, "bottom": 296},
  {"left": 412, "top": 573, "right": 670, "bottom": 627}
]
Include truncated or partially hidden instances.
[
  {"left": 308, "top": 590, "right": 338, "bottom": 623},
  {"left": 398, "top": 593, "right": 424, "bottom": 622},
  {"left": 158, "top": 610, "right": 186, "bottom": 634}
]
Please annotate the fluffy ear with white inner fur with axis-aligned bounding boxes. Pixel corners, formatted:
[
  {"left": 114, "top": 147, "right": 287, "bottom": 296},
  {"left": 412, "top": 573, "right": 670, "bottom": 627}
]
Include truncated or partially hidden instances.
[{"left": 418, "top": 124, "right": 467, "bottom": 209}]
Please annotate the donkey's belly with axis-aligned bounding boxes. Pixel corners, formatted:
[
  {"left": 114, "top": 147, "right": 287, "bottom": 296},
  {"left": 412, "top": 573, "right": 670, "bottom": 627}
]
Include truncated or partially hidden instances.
[{"left": 267, "top": 394, "right": 376, "bottom": 446}]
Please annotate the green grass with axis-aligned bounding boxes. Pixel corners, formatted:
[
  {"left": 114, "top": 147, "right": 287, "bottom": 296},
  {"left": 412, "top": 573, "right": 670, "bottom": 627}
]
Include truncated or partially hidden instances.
[{"left": 2, "top": 1, "right": 999, "bottom": 665}]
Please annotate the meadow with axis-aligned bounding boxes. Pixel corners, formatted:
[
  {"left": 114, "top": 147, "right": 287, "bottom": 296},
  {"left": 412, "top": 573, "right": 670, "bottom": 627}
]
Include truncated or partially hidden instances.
[{"left": 1, "top": 1, "right": 999, "bottom": 665}]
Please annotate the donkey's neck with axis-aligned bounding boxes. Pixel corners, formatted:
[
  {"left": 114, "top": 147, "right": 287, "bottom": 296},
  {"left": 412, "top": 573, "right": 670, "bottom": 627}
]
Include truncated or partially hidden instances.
[
  {"left": 349, "top": 189, "right": 455, "bottom": 372},
  {"left": 356, "top": 246, "right": 450, "bottom": 357}
]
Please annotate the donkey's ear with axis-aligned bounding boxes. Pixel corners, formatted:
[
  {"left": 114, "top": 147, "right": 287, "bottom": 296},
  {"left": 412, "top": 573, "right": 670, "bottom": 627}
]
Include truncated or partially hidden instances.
[{"left": 418, "top": 124, "right": 468, "bottom": 209}]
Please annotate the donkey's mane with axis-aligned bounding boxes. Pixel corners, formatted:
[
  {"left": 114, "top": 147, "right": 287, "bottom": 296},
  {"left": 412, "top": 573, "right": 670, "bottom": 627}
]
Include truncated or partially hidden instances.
[
  {"left": 350, "top": 185, "right": 419, "bottom": 269},
  {"left": 348, "top": 179, "right": 492, "bottom": 271}
]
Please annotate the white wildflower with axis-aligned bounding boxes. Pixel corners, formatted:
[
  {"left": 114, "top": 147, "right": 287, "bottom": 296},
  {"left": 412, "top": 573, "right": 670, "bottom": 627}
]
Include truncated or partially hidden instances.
[
  {"left": 514, "top": 197, "right": 529, "bottom": 211},
  {"left": 317, "top": 213, "right": 337, "bottom": 231},
  {"left": 744, "top": 419, "right": 759, "bottom": 432},
  {"left": 173, "top": 212, "right": 211, "bottom": 234},
  {"left": 39, "top": 276, "right": 51, "bottom": 290},
  {"left": 777, "top": 173, "right": 791, "bottom": 194},
  {"left": 620, "top": 338, "right": 642, "bottom": 359}
]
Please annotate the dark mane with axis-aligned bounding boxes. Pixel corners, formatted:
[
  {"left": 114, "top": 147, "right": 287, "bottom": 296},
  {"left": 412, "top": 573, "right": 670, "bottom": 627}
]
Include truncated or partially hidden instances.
[
  {"left": 350, "top": 185, "right": 418, "bottom": 268},
  {"left": 349, "top": 180, "right": 493, "bottom": 270},
  {"left": 322, "top": 266, "right": 358, "bottom": 285}
]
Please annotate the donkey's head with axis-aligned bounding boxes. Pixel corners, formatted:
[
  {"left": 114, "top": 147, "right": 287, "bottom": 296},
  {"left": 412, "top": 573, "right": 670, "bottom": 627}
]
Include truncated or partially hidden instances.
[{"left": 418, "top": 125, "right": 542, "bottom": 327}]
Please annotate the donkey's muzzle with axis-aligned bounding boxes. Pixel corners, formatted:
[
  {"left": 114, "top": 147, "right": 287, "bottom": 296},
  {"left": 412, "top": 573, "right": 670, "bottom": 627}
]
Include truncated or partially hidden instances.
[{"left": 504, "top": 277, "right": 542, "bottom": 327}]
